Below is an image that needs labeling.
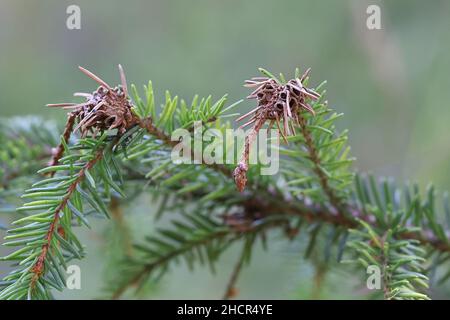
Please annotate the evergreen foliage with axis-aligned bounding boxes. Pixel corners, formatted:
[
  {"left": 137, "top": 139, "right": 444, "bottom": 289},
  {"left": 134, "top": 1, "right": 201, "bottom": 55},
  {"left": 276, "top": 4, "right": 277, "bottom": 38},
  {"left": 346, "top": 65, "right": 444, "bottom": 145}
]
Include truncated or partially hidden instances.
[{"left": 0, "top": 67, "right": 449, "bottom": 300}]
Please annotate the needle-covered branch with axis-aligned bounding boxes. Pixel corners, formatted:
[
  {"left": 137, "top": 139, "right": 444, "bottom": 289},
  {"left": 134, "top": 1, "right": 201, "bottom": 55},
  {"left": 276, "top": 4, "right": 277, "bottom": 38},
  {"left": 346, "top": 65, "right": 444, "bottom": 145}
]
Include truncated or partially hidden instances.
[{"left": 1, "top": 66, "right": 449, "bottom": 301}]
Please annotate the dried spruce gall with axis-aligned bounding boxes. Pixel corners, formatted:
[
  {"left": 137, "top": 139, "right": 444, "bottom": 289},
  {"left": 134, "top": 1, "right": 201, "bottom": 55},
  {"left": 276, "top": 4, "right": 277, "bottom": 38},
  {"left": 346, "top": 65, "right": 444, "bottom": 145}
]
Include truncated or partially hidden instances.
[
  {"left": 233, "top": 68, "right": 320, "bottom": 192},
  {"left": 48, "top": 65, "right": 137, "bottom": 137},
  {"left": 46, "top": 65, "right": 138, "bottom": 175}
]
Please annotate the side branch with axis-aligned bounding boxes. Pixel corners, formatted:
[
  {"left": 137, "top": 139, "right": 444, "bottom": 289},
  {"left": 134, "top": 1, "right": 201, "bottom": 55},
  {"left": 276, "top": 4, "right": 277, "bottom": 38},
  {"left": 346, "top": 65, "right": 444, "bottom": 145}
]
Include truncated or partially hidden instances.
[
  {"left": 137, "top": 115, "right": 450, "bottom": 256},
  {"left": 254, "top": 194, "right": 450, "bottom": 254},
  {"left": 111, "top": 228, "right": 232, "bottom": 299},
  {"left": 137, "top": 117, "right": 232, "bottom": 177},
  {"left": 111, "top": 216, "right": 291, "bottom": 299},
  {"left": 46, "top": 112, "right": 76, "bottom": 177},
  {"left": 30, "top": 147, "right": 105, "bottom": 288},
  {"left": 298, "top": 114, "right": 345, "bottom": 212},
  {"left": 222, "top": 242, "right": 247, "bottom": 300}
]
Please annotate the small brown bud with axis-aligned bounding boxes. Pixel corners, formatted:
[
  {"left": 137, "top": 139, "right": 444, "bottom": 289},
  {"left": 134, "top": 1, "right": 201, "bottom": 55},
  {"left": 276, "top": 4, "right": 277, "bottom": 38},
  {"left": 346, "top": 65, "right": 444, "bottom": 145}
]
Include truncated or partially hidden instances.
[{"left": 233, "top": 162, "right": 248, "bottom": 193}]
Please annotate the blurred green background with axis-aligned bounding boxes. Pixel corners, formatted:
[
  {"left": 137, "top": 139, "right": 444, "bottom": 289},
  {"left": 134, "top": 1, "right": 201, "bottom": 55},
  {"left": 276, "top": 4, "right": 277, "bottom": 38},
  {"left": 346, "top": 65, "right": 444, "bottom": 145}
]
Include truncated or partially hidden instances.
[{"left": 0, "top": 0, "right": 449, "bottom": 299}]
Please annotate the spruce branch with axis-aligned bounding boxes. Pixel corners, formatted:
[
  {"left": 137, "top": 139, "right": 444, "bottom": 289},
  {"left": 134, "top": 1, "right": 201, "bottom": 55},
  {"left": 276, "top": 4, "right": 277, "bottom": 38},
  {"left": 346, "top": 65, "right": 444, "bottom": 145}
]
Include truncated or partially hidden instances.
[
  {"left": 110, "top": 69, "right": 449, "bottom": 300},
  {"left": 310, "top": 261, "right": 328, "bottom": 299},
  {"left": 124, "top": 68, "right": 450, "bottom": 254},
  {"left": 297, "top": 112, "right": 345, "bottom": 213},
  {"left": 0, "top": 135, "right": 120, "bottom": 299},
  {"left": 0, "top": 118, "right": 59, "bottom": 218},
  {"left": 30, "top": 145, "right": 105, "bottom": 287},
  {"left": 0, "top": 65, "right": 135, "bottom": 299},
  {"left": 1, "top": 66, "right": 450, "bottom": 300},
  {"left": 223, "top": 241, "right": 248, "bottom": 300},
  {"left": 110, "top": 225, "right": 232, "bottom": 299},
  {"left": 136, "top": 117, "right": 232, "bottom": 177},
  {"left": 109, "top": 196, "right": 133, "bottom": 257},
  {"left": 110, "top": 213, "right": 288, "bottom": 299},
  {"left": 102, "top": 69, "right": 449, "bottom": 300},
  {"left": 46, "top": 112, "right": 76, "bottom": 177},
  {"left": 0, "top": 117, "right": 57, "bottom": 190},
  {"left": 346, "top": 220, "right": 430, "bottom": 299}
]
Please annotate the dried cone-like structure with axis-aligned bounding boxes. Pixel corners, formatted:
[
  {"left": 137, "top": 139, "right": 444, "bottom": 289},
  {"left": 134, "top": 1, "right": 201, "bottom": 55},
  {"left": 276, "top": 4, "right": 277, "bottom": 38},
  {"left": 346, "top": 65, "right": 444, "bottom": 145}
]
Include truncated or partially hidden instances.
[
  {"left": 233, "top": 68, "right": 320, "bottom": 192},
  {"left": 48, "top": 65, "right": 136, "bottom": 137},
  {"left": 46, "top": 65, "right": 137, "bottom": 174}
]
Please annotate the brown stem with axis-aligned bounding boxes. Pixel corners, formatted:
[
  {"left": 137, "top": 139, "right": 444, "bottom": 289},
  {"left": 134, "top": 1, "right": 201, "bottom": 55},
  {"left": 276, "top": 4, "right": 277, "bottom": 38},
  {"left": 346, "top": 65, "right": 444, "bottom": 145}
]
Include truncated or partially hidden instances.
[
  {"left": 223, "top": 243, "right": 247, "bottom": 300},
  {"left": 109, "top": 115, "right": 450, "bottom": 299},
  {"left": 379, "top": 235, "right": 391, "bottom": 300},
  {"left": 138, "top": 115, "right": 450, "bottom": 255},
  {"left": 108, "top": 121, "right": 450, "bottom": 300},
  {"left": 137, "top": 117, "right": 232, "bottom": 177},
  {"left": 110, "top": 197, "right": 133, "bottom": 257},
  {"left": 298, "top": 114, "right": 344, "bottom": 212},
  {"left": 310, "top": 262, "right": 327, "bottom": 299},
  {"left": 249, "top": 188, "right": 450, "bottom": 250},
  {"left": 46, "top": 112, "right": 76, "bottom": 177},
  {"left": 239, "top": 117, "right": 266, "bottom": 166},
  {"left": 30, "top": 147, "right": 105, "bottom": 288},
  {"left": 234, "top": 117, "right": 267, "bottom": 192}
]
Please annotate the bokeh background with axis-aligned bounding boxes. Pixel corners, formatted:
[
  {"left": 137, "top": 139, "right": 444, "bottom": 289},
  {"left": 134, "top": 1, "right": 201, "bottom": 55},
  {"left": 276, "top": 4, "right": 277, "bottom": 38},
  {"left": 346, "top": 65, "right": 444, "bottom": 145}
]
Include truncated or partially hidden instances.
[{"left": 0, "top": 0, "right": 449, "bottom": 299}]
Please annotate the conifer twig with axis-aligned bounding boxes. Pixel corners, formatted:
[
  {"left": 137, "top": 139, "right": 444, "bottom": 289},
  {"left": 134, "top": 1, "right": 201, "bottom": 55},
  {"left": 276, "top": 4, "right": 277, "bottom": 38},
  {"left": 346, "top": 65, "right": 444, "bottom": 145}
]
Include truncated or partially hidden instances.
[
  {"left": 223, "top": 242, "right": 247, "bottom": 300},
  {"left": 297, "top": 113, "right": 345, "bottom": 213},
  {"left": 111, "top": 228, "right": 234, "bottom": 299},
  {"left": 137, "top": 117, "right": 232, "bottom": 177},
  {"left": 136, "top": 113, "right": 450, "bottom": 256},
  {"left": 46, "top": 112, "right": 76, "bottom": 177},
  {"left": 2, "top": 66, "right": 449, "bottom": 300},
  {"left": 31, "top": 147, "right": 105, "bottom": 288}
]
